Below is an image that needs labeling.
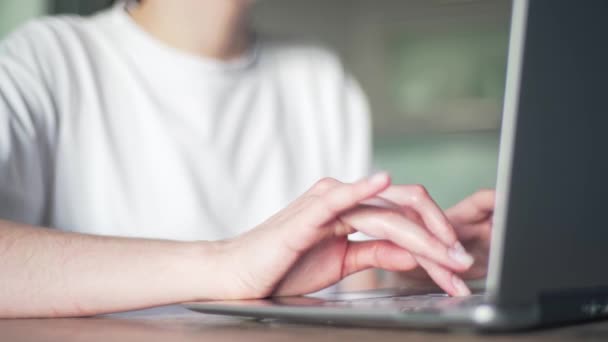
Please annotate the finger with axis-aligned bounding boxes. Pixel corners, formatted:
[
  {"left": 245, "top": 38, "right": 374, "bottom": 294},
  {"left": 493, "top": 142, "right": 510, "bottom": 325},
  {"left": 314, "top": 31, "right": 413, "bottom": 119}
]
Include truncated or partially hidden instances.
[
  {"left": 307, "top": 172, "right": 392, "bottom": 227},
  {"left": 416, "top": 257, "right": 471, "bottom": 297},
  {"left": 379, "top": 185, "right": 459, "bottom": 248},
  {"left": 362, "top": 197, "right": 426, "bottom": 227},
  {"left": 341, "top": 206, "right": 474, "bottom": 272},
  {"left": 341, "top": 240, "right": 418, "bottom": 278},
  {"left": 446, "top": 189, "right": 496, "bottom": 225},
  {"left": 362, "top": 197, "right": 429, "bottom": 231}
]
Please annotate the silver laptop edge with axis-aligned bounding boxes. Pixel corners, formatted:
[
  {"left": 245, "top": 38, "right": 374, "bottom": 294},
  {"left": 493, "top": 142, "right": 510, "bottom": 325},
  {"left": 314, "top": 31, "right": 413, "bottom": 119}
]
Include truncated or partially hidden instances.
[{"left": 486, "top": 0, "right": 528, "bottom": 298}]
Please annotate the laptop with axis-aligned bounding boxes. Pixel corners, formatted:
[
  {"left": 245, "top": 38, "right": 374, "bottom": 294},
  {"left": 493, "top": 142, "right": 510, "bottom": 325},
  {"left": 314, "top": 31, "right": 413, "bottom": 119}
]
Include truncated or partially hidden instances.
[{"left": 185, "top": 0, "right": 608, "bottom": 331}]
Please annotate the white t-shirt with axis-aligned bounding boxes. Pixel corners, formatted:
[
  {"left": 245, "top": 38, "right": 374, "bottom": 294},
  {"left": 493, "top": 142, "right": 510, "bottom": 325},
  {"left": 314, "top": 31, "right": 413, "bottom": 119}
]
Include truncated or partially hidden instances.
[{"left": 0, "top": 5, "right": 371, "bottom": 241}]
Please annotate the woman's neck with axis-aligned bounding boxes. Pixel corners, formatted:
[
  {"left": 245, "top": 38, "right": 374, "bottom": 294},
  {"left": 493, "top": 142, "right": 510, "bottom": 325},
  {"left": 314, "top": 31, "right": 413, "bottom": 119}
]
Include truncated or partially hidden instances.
[{"left": 129, "top": 1, "right": 252, "bottom": 60}]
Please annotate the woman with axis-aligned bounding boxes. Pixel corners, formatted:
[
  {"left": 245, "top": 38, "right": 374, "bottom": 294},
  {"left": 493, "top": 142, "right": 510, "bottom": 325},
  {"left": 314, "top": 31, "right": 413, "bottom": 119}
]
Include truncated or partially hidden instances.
[{"left": 0, "top": 0, "right": 493, "bottom": 318}]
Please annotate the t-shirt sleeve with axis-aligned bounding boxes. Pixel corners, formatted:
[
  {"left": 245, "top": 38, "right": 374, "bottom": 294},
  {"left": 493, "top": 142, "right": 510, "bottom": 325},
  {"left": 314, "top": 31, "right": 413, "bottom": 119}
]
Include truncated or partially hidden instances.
[{"left": 0, "top": 23, "right": 54, "bottom": 225}]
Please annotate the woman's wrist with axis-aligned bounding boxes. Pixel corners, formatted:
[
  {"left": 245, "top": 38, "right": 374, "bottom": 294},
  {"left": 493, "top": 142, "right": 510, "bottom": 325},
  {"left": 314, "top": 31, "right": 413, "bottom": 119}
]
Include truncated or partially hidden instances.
[{"left": 181, "top": 240, "right": 227, "bottom": 301}]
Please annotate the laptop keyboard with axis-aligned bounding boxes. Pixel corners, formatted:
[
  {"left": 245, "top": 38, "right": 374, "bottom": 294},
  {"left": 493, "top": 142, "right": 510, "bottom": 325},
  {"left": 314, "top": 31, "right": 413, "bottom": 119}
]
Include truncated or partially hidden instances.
[{"left": 321, "top": 293, "right": 486, "bottom": 313}]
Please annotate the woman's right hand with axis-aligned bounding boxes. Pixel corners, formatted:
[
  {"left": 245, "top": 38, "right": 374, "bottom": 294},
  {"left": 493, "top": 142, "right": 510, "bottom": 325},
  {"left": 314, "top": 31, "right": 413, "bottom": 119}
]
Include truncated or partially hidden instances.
[{"left": 206, "top": 173, "right": 475, "bottom": 300}]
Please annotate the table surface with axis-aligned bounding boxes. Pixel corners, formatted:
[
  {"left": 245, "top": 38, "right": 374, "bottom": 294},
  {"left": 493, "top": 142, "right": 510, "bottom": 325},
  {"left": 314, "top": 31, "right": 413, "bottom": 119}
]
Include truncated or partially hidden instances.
[{"left": 3, "top": 305, "right": 608, "bottom": 342}]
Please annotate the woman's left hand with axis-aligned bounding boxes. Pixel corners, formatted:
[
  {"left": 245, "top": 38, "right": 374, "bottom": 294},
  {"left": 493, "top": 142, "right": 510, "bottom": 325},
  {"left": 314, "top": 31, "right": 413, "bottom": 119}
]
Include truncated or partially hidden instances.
[{"left": 443, "top": 189, "right": 495, "bottom": 279}]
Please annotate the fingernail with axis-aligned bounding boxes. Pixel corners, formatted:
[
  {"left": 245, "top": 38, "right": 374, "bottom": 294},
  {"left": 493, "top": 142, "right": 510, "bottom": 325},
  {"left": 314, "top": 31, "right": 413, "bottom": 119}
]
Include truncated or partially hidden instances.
[
  {"left": 451, "top": 275, "right": 472, "bottom": 297},
  {"left": 369, "top": 172, "right": 389, "bottom": 186},
  {"left": 448, "top": 242, "right": 474, "bottom": 268}
]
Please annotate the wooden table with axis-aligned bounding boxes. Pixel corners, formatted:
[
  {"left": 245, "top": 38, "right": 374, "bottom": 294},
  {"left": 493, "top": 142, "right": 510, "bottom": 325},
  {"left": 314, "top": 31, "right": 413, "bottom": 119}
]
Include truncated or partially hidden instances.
[{"left": 2, "top": 305, "right": 608, "bottom": 342}]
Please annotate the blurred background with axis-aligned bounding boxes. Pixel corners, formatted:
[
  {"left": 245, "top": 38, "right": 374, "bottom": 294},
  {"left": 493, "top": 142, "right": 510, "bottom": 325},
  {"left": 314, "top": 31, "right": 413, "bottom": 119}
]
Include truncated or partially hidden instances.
[{"left": 0, "top": 0, "right": 510, "bottom": 208}]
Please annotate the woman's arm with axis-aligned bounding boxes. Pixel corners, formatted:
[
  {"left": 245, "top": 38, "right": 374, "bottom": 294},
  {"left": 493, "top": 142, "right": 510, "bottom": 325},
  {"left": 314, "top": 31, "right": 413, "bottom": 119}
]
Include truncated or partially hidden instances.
[{"left": 0, "top": 219, "right": 215, "bottom": 318}]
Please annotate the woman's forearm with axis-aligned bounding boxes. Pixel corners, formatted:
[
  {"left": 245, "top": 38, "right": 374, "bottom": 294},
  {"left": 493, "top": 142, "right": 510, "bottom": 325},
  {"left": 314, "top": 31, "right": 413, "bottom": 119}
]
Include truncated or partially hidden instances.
[{"left": 0, "top": 219, "right": 216, "bottom": 318}]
